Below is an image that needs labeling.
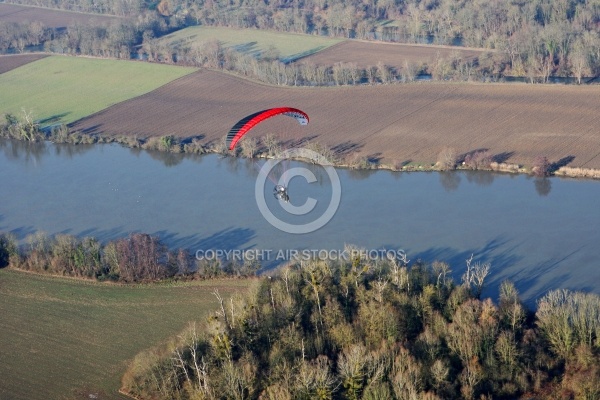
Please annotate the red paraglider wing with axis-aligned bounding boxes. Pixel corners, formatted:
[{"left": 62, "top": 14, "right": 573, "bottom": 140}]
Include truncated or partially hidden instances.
[{"left": 227, "top": 107, "right": 309, "bottom": 150}]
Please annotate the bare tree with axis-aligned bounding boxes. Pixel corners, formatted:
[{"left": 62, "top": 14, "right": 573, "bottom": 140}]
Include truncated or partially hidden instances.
[
  {"left": 239, "top": 136, "right": 258, "bottom": 158},
  {"left": 461, "top": 254, "right": 491, "bottom": 298},
  {"left": 436, "top": 147, "right": 458, "bottom": 170},
  {"left": 401, "top": 60, "right": 417, "bottom": 82},
  {"left": 376, "top": 61, "right": 392, "bottom": 83},
  {"left": 338, "top": 344, "right": 368, "bottom": 399},
  {"left": 261, "top": 134, "right": 281, "bottom": 157}
]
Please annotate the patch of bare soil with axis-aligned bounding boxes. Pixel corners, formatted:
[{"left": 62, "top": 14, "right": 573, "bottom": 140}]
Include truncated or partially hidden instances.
[
  {"left": 0, "top": 3, "right": 122, "bottom": 28},
  {"left": 70, "top": 70, "right": 600, "bottom": 169},
  {"left": 0, "top": 53, "right": 47, "bottom": 74},
  {"left": 298, "top": 40, "right": 485, "bottom": 70}
]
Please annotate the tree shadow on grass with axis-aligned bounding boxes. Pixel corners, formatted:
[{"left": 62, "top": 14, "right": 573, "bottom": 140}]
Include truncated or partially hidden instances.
[
  {"left": 232, "top": 41, "right": 259, "bottom": 57},
  {"left": 37, "top": 112, "right": 70, "bottom": 126}
]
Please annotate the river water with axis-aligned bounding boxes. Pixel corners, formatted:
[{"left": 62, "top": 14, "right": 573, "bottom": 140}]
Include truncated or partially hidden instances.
[{"left": 1, "top": 139, "right": 598, "bottom": 305}]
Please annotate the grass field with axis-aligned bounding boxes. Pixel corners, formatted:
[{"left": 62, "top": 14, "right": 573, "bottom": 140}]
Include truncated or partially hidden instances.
[
  {"left": 159, "top": 26, "right": 343, "bottom": 62},
  {"left": 0, "top": 55, "right": 196, "bottom": 126},
  {"left": 0, "top": 268, "right": 251, "bottom": 399}
]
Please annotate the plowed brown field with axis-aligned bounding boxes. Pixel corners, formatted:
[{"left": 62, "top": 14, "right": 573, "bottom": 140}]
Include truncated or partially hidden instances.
[
  {"left": 70, "top": 70, "right": 600, "bottom": 169},
  {"left": 0, "top": 3, "right": 121, "bottom": 28},
  {"left": 0, "top": 53, "right": 47, "bottom": 74},
  {"left": 298, "top": 40, "right": 485, "bottom": 69}
]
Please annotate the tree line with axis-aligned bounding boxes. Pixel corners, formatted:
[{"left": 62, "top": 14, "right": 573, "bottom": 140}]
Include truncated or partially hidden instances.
[
  {"left": 2, "top": 0, "right": 599, "bottom": 82},
  {"left": 0, "top": 231, "right": 258, "bottom": 281},
  {"left": 121, "top": 250, "right": 600, "bottom": 399}
]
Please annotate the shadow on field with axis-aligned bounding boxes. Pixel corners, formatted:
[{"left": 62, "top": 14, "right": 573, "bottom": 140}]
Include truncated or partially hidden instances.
[
  {"left": 550, "top": 155, "right": 575, "bottom": 173},
  {"left": 232, "top": 41, "right": 259, "bottom": 56},
  {"left": 492, "top": 151, "right": 515, "bottom": 163},
  {"left": 331, "top": 141, "right": 364, "bottom": 158},
  {"left": 38, "top": 112, "right": 71, "bottom": 126},
  {"left": 458, "top": 148, "right": 489, "bottom": 163},
  {"left": 283, "top": 134, "right": 320, "bottom": 149},
  {"left": 283, "top": 45, "right": 329, "bottom": 63},
  {"left": 75, "top": 123, "right": 103, "bottom": 136}
]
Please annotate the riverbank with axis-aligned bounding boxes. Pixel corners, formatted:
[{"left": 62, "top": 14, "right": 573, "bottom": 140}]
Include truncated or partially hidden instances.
[{"left": 2, "top": 128, "right": 600, "bottom": 180}]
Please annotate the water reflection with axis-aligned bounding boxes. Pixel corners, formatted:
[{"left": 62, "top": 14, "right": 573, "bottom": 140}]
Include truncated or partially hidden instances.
[
  {"left": 0, "top": 138, "right": 97, "bottom": 166},
  {"left": 439, "top": 171, "right": 461, "bottom": 192},
  {"left": 464, "top": 170, "right": 495, "bottom": 186},
  {"left": 0, "top": 139, "right": 48, "bottom": 165},
  {"left": 438, "top": 170, "right": 551, "bottom": 196},
  {"left": 53, "top": 142, "right": 95, "bottom": 159},
  {"left": 346, "top": 167, "right": 378, "bottom": 180},
  {"left": 534, "top": 178, "right": 552, "bottom": 196},
  {"left": 145, "top": 149, "right": 185, "bottom": 167}
]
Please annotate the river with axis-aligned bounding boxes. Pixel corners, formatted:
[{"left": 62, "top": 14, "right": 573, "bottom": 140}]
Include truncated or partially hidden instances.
[{"left": 1, "top": 138, "right": 598, "bottom": 305}]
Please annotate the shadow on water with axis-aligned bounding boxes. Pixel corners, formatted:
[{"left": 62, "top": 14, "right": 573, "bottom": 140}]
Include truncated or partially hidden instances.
[
  {"left": 8, "top": 226, "right": 41, "bottom": 241},
  {"left": 152, "top": 226, "right": 256, "bottom": 252},
  {"left": 511, "top": 245, "right": 589, "bottom": 306},
  {"left": 409, "top": 237, "right": 594, "bottom": 307},
  {"left": 75, "top": 226, "right": 129, "bottom": 244},
  {"left": 410, "top": 236, "right": 525, "bottom": 300}
]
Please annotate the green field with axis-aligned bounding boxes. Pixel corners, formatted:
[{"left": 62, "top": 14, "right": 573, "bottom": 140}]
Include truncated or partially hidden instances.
[
  {"left": 160, "top": 26, "right": 343, "bottom": 62},
  {"left": 0, "top": 56, "right": 196, "bottom": 126},
  {"left": 0, "top": 269, "right": 250, "bottom": 399}
]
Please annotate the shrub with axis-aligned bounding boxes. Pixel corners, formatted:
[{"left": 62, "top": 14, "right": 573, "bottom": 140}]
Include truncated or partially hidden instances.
[
  {"left": 0, "top": 232, "right": 18, "bottom": 268},
  {"left": 463, "top": 150, "right": 492, "bottom": 170},
  {"left": 532, "top": 156, "right": 551, "bottom": 177}
]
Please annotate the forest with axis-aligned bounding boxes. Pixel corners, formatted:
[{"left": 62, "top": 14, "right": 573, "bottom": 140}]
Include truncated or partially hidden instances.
[
  {"left": 4, "top": 230, "right": 598, "bottom": 399},
  {"left": 1, "top": 0, "right": 599, "bottom": 83},
  {"left": 120, "top": 250, "right": 600, "bottom": 399}
]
